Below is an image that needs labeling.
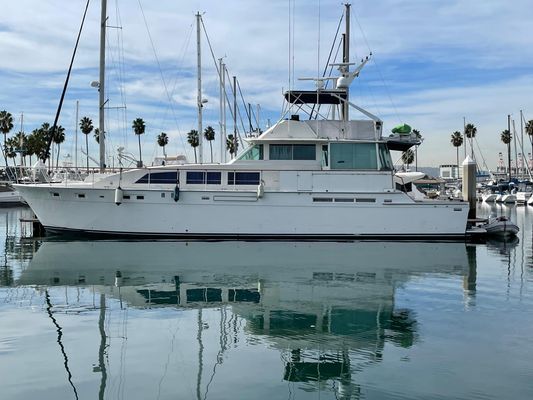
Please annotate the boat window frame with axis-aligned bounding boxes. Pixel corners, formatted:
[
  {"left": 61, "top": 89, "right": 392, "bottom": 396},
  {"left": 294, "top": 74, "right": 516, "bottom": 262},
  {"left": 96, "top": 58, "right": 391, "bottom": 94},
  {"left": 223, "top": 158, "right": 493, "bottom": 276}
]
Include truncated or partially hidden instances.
[{"left": 329, "top": 142, "right": 378, "bottom": 170}]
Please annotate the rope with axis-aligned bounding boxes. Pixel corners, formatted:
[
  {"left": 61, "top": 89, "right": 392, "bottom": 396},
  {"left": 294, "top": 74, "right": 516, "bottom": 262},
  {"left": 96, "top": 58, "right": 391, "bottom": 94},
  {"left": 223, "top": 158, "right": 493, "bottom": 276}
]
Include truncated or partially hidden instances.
[
  {"left": 45, "top": 0, "right": 91, "bottom": 162},
  {"left": 137, "top": 0, "right": 187, "bottom": 155}
]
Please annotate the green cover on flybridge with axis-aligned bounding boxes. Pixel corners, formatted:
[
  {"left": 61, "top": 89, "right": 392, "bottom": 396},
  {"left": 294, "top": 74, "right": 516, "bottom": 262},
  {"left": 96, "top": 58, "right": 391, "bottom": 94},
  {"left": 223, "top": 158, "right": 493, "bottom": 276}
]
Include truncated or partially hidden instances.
[{"left": 391, "top": 124, "right": 412, "bottom": 134}]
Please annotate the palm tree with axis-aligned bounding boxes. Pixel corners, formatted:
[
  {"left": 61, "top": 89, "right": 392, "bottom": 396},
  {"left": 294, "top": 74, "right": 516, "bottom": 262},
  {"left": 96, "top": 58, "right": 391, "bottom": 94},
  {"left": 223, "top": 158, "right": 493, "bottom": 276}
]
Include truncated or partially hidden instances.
[
  {"left": 12, "top": 131, "right": 26, "bottom": 166},
  {"left": 79, "top": 117, "right": 94, "bottom": 172},
  {"left": 501, "top": 129, "right": 512, "bottom": 180},
  {"left": 187, "top": 130, "right": 199, "bottom": 163},
  {"left": 51, "top": 125, "right": 65, "bottom": 170},
  {"left": 0, "top": 110, "right": 14, "bottom": 167},
  {"left": 526, "top": 120, "right": 533, "bottom": 169},
  {"left": 25, "top": 133, "right": 37, "bottom": 165},
  {"left": 464, "top": 123, "right": 477, "bottom": 158},
  {"left": 33, "top": 123, "right": 51, "bottom": 162},
  {"left": 203, "top": 126, "right": 215, "bottom": 163},
  {"left": 93, "top": 128, "right": 106, "bottom": 147},
  {"left": 132, "top": 118, "right": 146, "bottom": 167},
  {"left": 226, "top": 134, "right": 238, "bottom": 157},
  {"left": 450, "top": 131, "right": 463, "bottom": 171},
  {"left": 401, "top": 149, "right": 414, "bottom": 170},
  {"left": 4, "top": 137, "right": 18, "bottom": 162},
  {"left": 157, "top": 132, "right": 169, "bottom": 162}
]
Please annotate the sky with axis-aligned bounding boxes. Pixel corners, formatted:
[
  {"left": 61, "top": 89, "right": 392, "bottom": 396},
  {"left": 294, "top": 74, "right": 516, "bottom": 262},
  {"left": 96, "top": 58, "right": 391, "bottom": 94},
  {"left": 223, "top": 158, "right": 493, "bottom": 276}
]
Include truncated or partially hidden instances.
[{"left": 1, "top": 0, "right": 533, "bottom": 169}]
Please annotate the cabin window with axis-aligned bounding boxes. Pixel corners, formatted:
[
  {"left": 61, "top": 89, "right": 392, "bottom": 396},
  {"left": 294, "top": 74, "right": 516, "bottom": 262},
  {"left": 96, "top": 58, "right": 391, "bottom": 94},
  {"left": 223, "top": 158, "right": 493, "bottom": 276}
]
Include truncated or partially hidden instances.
[
  {"left": 228, "top": 172, "right": 260, "bottom": 185},
  {"left": 378, "top": 144, "right": 393, "bottom": 170},
  {"left": 136, "top": 171, "right": 178, "bottom": 184},
  {"left": 330, "top": 143, "right": 377, "bottom": 170},
  {"left": 77, "top": 193, "right": 85, "bottom": 198},
  {"left": 206, "top": 172, "right": 221, "bottom": 184},
  {"left": 238, "top": 144, "right": 263, "bottom": 160},
  {"left": 270, "top": 144, "right": 315, "bottom": 160},
  {"left": 186, "top": 171, "right": 204, "bottom": 184},
  {"left": 186, "top": 171, "right": 221, "bottom": 185}
]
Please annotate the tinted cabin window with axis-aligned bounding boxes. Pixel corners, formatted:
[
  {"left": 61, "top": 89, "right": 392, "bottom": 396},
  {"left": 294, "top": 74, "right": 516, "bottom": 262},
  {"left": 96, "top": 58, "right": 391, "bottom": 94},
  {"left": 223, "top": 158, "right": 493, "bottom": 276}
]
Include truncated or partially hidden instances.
[
  {"left": 239, "top": 144, "right": 264, "bottom": 160},
  {"left": 293, "top": 144, "right": 316, "bottom": 160},
  {"left": 330, "top": 143, "right": 377, "bottom": 170},
  {"left": 270, "top": 144, "right": 315, "bottom": 160},
  {"left": 228, "top": 172, "right": 260, "bottom": 185},
  {"left": 186, "top": 171, "right": 221, "bottom": 184},
  {"left": 206, "top": 172, "right": 221, "bottom": 184},
  {"left": 186, "top": 171, "right": 205, "bottom": 184},
  {"left": 136, "top": 171, "right": 178, "bottom": 184},
  {"left": 378, "top": 144, "right": 393, "bottom": 171}
]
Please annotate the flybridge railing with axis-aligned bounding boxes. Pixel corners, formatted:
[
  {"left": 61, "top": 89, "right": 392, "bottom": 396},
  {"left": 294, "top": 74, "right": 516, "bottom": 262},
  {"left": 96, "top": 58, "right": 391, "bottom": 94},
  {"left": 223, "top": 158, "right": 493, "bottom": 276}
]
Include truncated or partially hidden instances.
[{"left": 0, "top": 165, "right": 137, "bottom": 185}]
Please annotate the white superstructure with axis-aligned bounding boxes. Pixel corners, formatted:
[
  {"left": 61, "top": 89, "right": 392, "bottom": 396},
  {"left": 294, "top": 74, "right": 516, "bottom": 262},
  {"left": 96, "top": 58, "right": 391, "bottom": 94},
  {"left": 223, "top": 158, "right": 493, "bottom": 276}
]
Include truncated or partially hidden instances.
[{"left": 15, "top": 4, "right": 469, "bottom": 238}]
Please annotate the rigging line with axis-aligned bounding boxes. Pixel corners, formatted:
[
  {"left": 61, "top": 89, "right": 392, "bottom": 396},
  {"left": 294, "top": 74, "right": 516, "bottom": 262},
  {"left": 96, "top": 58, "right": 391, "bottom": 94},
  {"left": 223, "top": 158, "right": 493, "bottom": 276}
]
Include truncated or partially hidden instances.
[
  {"left": 165, "top": 22, "right": 194, "bottom": 157},
  {"left": 115, "top": 0, "right": 129, "bottom": 147},
  {"left": 223, "top": 69, "right": 244, "bottom": 147},
  {"left": 137, "top": 0, "right": 188, "bottom": 153},
  {"left": 236, "top": 79, "right": 252, "bottom": 134},
  {"left": 311, "top": 11, "right": 344, "bottom": 119},
  {"left": 112, "top": 0, "right": 127, "bottom": 146},
  {"left": 234, "top": 78, "right": 251, "bottom": 142},
  {"left": 45, "top": 0, "right": 91, "bottom": 162},
  {"left": 199, "top": 17, "right": 221, "bottom": 78},
  {"left": 473, "top": 136, "right": 490, "bottom": 172},
  {"left": 45, "top": 290, "right": 80, "bottom": 400},
  {"left": 352, "top": 9, "right": 402, "bottom": 124},
  {"left": 202, "top": 307, "right": 228, "bottom": 400}
]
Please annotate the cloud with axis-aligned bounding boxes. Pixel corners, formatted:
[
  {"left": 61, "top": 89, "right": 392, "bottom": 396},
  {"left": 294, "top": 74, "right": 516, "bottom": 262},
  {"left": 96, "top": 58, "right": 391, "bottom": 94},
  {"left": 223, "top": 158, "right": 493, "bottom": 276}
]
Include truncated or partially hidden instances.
[{"left": 1, "top": 0, "right": 532, "bottom": 168}]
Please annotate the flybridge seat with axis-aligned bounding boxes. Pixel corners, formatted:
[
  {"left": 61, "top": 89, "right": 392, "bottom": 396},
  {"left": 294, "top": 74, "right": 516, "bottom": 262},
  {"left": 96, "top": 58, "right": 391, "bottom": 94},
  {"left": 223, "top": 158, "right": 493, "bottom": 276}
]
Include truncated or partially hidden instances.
[{"left": 284, "top": 90, "right": 347, "bottom": 105}]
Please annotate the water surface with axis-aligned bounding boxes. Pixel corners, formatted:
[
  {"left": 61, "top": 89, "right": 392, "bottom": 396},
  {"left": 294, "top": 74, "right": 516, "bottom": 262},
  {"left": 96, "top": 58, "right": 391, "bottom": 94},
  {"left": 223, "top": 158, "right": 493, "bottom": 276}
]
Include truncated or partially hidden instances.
[{"left": 1, "top": 204, "right": 532, "bottom": 399}]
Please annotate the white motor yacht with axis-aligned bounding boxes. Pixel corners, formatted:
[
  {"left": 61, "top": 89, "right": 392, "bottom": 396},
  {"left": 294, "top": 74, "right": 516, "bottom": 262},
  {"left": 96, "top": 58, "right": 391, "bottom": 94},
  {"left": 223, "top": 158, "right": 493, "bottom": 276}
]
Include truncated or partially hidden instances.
[{"left": 15, "top": 3, "right": 470, "bottom": 239}]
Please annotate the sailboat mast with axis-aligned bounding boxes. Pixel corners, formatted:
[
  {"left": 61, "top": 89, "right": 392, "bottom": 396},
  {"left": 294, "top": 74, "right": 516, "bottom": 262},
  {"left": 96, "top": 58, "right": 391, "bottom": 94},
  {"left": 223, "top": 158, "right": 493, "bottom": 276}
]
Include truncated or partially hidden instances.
[
  {"left": 75, "top": 100, "right": 79, "bottom": 172},
  {"left": 98, "top": 0, "right": 107, "bottom": 172},
  {"left": 219, "top": 57, "right": 224, "bottom": 163},
  {"left": 196, "top": 12, "right": 203, "bottom": 164}
]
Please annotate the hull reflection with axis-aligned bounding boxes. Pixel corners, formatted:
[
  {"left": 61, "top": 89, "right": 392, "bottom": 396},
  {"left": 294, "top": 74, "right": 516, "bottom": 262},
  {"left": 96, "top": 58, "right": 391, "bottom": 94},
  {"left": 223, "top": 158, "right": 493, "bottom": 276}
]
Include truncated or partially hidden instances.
[{"left": 18, "top": 240, "right": 476, "bottom": 399}]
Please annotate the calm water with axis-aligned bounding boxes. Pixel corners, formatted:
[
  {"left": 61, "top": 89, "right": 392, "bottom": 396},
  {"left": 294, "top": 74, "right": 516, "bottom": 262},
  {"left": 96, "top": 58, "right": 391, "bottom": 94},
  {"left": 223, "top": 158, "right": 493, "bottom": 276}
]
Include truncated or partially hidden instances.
[{"left": 1, "top": 205, "right": 532, "bottom": 400}]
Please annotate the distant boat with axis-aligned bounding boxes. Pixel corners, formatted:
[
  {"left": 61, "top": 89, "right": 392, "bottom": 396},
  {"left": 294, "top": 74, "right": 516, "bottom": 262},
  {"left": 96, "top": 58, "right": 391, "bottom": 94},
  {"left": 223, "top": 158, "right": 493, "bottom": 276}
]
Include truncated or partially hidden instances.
[{"left": 0, "top": 184, "right": 25, "bottom": 206}]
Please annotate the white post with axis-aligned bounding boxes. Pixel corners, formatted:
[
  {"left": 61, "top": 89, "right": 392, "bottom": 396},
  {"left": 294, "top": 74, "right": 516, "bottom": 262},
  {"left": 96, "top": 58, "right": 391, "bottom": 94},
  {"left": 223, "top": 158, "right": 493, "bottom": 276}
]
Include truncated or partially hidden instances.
[{"left": 462, "top": 156, "right": 476, "bottom": 219}]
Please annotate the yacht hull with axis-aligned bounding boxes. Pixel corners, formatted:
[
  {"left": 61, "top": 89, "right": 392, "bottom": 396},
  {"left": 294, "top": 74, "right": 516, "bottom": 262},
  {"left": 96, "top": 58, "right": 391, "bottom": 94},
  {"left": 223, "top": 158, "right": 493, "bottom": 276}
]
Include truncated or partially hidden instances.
[{"left": 16, "top": 184, "right": 469, "bottom": 239}]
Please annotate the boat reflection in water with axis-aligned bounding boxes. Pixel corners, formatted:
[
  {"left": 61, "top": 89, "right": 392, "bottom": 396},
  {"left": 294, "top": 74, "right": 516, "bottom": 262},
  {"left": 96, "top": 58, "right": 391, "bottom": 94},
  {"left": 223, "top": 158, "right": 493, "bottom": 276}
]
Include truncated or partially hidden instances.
[{"left": 18, "top": 240, "right": 479, "bottom": 399}]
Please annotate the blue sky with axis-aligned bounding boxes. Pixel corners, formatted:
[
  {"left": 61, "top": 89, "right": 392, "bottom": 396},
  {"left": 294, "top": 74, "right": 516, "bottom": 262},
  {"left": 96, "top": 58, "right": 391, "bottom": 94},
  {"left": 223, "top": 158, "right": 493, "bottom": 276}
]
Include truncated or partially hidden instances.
[{"left": 1, "top": 0, "right": 532, "bottom": 168}]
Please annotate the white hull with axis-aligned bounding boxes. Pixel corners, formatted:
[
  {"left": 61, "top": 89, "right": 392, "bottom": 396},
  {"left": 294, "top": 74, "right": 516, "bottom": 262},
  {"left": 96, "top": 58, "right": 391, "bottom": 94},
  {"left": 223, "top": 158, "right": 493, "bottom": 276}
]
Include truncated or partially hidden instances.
[
  {"left": 0, "top": 189, "right": 26, "bottom": 205},
  {"left": 500, "top": 194, "right": 516, "bottom": 204},
  {"left": 516, "top": 191, "right": 532, "bottom": 204},
  {"left": 16, "top": 184, "right": 469, "bottom": 238},
  {"left": 482, "top": 193, "right": 497, "bottom": 203}
]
